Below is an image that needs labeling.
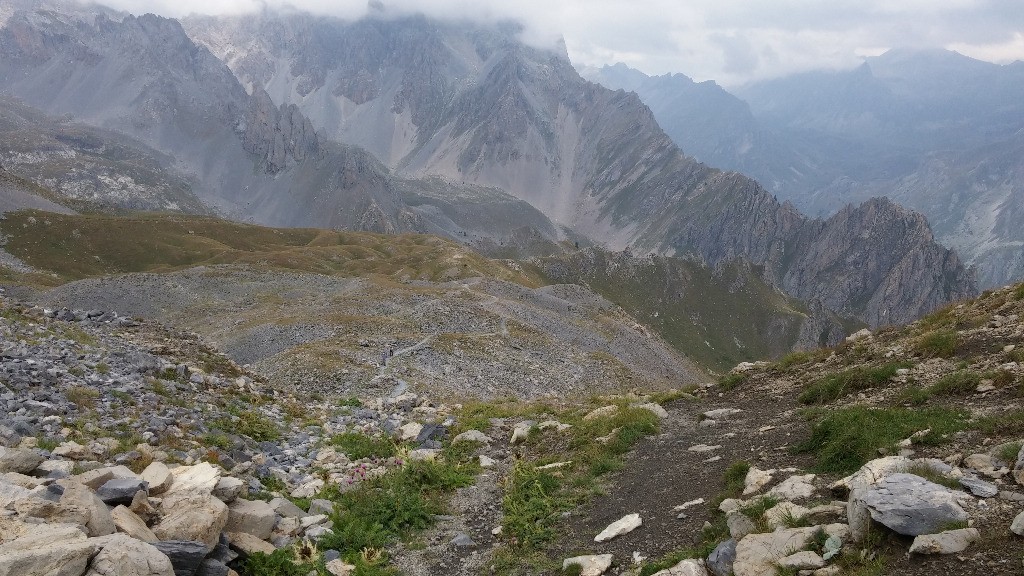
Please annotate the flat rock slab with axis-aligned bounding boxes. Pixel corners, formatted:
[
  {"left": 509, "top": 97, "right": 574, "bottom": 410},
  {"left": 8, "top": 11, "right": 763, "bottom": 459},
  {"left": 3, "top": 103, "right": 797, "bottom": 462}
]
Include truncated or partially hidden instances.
[
  {"left": 959, "top": 474, "right": 998, "bottom": 498},
  {"left": 595, "top": 513, "right": 642, "bottom": 542},
  {"left": 140, "top": 462, "right": 172, "bottom": 495},
  {"left": 650, "top": 559, "right": 707, "bottom": 576},
  {"left": 153, "top": 495, "right": 228, "bottom": 552},
  {"left": 452, "top": 430, "right": 492, "bottom": 444},
  {"left": 0, "top": 523, "right": 97, "bottom": 576},
  {"left": 909, "top": 528, "right": 980, "bottom": 554},
  {"left": 563, "top": 554, "right": 613, "bottom": 576},
  {"left": 767, "top": 474, "right": 816, "bottom": 500},
  {"left": 227, "top": 531, "right": 275, "bottom": 555},
  {"left": 703, "top": 408, "right": 743, "bottom": 420},
  {"left": 861, "top": 473, "right": 969, "bottom": 536},
  {"left": 733, "top": 524, "right": 848, "bottom": 576},
  {"left": 225, "top": 498, "right": 276, "bottom": 540},
  {"left": 111, "top": 505, "right": 158, "bottom": 542},
  {"left": 632, "top": 403, "right": 669, "bottom": 419},
  {"left": 165, "top": 462, "right": 220, "bottom": 497},
  {"left": 776, "top": 550, "right": 825, "bottom": 570}
]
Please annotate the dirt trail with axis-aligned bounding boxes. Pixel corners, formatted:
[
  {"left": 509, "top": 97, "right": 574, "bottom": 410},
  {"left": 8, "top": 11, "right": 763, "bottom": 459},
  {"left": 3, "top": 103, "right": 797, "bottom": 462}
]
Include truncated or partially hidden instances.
[
  {"left": 554, "top": 388, "right": 813, "bottom": 571},
  {"left": 551, "top": 384, "right": 1024, "bottom": 576}
]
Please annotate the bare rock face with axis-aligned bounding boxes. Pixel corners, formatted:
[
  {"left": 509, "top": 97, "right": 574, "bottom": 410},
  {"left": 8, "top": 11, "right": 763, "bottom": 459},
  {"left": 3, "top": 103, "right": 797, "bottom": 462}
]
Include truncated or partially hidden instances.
[
  {"left": 241, "top": 86, "right": 319, "bottom": 174},
  {"left": 782, "top": 197, "right": 977, "bottom": 327}
]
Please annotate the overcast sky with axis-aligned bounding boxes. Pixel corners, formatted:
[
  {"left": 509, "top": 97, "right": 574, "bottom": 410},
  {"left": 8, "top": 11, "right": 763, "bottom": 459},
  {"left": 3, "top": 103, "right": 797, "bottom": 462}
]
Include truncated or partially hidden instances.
[{"left": 93, "top": 0, "right": 1024, "bottom": 86}]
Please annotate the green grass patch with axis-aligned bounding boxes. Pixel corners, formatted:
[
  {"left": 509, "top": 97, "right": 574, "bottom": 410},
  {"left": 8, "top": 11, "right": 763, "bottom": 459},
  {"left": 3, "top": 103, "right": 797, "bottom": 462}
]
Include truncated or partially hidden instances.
[
  {"left": 895, "top": 385, "right": 931, "bottom": 406},
  {"left": 0, "top": 210, "right": 538, "bottom": 286},
  {"left": 929, "top": 371, "right": 980, "bottom": 396},
  {"left": 778, "top": 350, "right": 815, "bottom": 369},
  {"left": 798, "top": 363, "right": 906, "bottom": 405},
  {"left": 904, "top": 462, "right": 960, "bottom": 489},
  {"left": 330, "top": 433, "right": 397, "bottom": 460},
  {"left": 66, "top": 385, "right": 99, "bottom": 409},
  {"left": 718, "top": 372, "right": 749, "bottom": 391},
  {"left": 722, "top": 460, "right": 751, "bottom": 498},
  {"left": 916, "top": 330, "right": 958, "bottom": 358},
  {"left": 975, "top": 409, "right": 1024, "bottom": 436},
  {"left": 997, "top": 442, "right": 1022, "bottom": 465},
  {"left": 796, "top": 407, "right": 968, "bottom": 474},
  {"left": 497, "top": 404, "right": 661, "bottom": 558},
  {"left": 225, "top": 410, "right": 280, "bottom": 442}
]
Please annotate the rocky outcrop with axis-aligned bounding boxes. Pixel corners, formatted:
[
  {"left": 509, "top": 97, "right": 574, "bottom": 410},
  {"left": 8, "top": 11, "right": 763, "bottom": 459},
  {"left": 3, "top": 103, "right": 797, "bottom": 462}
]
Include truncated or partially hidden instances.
[
  {"left": 782, "top": 197, "right": 977, "bottom": 327},
  {"left": 241, "top": 87, "right": 319, "bottom": 173}
]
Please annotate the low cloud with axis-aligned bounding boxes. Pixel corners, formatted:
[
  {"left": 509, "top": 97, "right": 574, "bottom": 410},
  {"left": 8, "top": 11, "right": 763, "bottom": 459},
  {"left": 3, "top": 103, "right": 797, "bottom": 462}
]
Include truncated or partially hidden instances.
[{"left": 85, "top": 0, "right": 1024, "bottom": 86}]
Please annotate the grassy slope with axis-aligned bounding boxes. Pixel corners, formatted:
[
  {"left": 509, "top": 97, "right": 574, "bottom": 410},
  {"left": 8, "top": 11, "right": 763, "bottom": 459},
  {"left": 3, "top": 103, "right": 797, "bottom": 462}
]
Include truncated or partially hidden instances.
[
  {"left": 0, "top": 211, "right": 541, "bottom": 286},
  {"left": 535, "top": 250, "right": 809, "bottom": 371}
]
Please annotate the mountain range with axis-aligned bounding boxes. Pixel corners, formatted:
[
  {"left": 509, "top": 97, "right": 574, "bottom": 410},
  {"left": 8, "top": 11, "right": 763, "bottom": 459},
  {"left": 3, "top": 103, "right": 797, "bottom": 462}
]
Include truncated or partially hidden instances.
[
  {"left": 585, "top": 50, "right": 1024, "bottom": 288},
  {"left": 0, "top": 1, "right": 977, "bottom": 346}
]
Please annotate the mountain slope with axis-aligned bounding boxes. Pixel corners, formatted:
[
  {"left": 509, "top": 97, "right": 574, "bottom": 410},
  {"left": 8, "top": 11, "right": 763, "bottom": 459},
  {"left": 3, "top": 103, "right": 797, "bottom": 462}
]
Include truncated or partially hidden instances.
[
  {"left": 590, "top": 53, "right": 1024, "bottom": 288},
  {"left": 183, "top": 10, "right": 977, "bottom": 328},
  {"left": 535, "top": 248, "right": 851, "bottom": 370},
  {"left": 0, "top": 210, "right": 705, "bottom": 396}
]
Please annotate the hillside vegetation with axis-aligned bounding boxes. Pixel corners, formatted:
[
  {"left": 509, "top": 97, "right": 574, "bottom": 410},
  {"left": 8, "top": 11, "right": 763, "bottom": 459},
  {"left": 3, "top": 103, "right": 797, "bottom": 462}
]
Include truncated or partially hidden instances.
[{"left": 0, "top": 210, "right": 540, "bottom": 286}]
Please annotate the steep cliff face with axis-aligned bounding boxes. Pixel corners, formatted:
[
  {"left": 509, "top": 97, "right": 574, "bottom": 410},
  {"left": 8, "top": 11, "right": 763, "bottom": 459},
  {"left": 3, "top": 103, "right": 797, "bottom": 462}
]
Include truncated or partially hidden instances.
[
  {"left": 242, "top": 87, "right": 320, "bottom": 173},
  {"left": 782, "top": 198, "right": 977, "bottom": 327}
]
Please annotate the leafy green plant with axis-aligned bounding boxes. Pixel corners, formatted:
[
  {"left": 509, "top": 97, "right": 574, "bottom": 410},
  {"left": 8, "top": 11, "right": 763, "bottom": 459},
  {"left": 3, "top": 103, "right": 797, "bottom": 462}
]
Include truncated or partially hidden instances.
[
  {"left": 317, "top": 458, "right": 475, "bottom": 567},
  {"left": 502, "top": 462, "right": 566, "bottom": 548},
  {"left": 243, "top": 548, "right": 315, "bottom": 576}
]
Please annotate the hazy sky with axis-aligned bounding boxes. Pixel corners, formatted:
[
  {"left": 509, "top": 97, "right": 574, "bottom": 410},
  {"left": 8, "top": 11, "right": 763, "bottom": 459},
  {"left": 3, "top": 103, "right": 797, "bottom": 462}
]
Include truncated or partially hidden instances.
[{"left": 93, "top": 0, "right": 1024, "bottom": 86}]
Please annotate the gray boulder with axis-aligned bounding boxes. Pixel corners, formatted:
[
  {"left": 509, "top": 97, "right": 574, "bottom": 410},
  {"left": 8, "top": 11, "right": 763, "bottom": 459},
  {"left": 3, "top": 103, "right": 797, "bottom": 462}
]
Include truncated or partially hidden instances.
[
  {"left": 860, "top": 473, "right": 969, "bottom": 536},
  {"left": 706, "top": 539, "right": 737, "bottom": 576},
  {"left": 152, "top": 541, "right": 207, "bottom": 576},
  {"left": 96, "top": 478, "right": 149, "bottom": 505},
  {"left": 0, "top": 447, "right": 43, "bottom": 474}
]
